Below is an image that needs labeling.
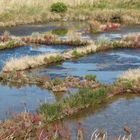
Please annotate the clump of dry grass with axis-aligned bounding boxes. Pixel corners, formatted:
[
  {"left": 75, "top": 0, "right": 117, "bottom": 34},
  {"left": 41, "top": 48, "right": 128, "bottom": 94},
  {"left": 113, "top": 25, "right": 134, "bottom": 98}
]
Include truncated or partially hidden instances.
[
  {"left": 120, "top": 68, "right": 140, "bottom": 82},
  {"left": 3, "top": 53, "right": 62, "bottom": 71},
  {"left": 63, "top": 41, "right": 97, "bottom": 59}
]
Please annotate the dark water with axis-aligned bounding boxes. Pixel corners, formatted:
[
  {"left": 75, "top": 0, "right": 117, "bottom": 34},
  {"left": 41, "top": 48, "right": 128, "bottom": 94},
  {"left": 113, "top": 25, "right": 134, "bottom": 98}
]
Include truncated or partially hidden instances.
[
  {"left": 33, "top": 49, "right": 140, "bottom": 83},
  {"left": 0, "top": 22, "right": 139, "bottom": 40},
  {"left": 0, "top": 22, "right": 86, "bottom": 36}
]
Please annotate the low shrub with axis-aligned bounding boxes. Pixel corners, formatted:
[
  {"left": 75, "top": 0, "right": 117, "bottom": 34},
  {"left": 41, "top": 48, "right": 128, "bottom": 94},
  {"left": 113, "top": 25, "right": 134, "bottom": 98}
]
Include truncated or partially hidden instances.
[
  {"left": 110, "top": 13, "right": 122, "bottom": 23},
  {"left": 51, "top": 2, "right": 68, "bottom": 13}
]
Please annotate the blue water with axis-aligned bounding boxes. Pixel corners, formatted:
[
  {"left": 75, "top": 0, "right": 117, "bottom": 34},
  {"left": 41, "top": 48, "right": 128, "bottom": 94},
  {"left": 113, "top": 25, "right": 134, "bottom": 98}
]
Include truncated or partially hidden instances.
[
  {"left": 0, "top": 45, "right": 73, "bottom": 70},
  {"left": 0, "top": 85, "right": 55, "bottom": 120},
  {"left": 33, "top": 49, "right": 140, "bottom": 83},
  {"left": 65, "top": 96, "right": 140, "bottom": 139}
]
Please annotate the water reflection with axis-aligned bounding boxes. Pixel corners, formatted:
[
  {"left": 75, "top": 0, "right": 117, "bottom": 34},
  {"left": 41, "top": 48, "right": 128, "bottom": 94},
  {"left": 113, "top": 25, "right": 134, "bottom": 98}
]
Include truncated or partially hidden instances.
[
  {"left": 0, "top": 85, "right": 55, "bottom": 120},
  {"left": 59, "top": 95, "right": 140, "bottom": 139}
]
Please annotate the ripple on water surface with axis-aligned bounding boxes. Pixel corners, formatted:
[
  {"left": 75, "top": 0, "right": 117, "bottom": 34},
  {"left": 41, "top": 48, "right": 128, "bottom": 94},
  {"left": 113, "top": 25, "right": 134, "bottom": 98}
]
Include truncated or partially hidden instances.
[
  {"left": 34, "top": 49, "right": 140, "bottom": 83},
  {"left": 0, "top": 45, "right": 73, "bottom": 70}
]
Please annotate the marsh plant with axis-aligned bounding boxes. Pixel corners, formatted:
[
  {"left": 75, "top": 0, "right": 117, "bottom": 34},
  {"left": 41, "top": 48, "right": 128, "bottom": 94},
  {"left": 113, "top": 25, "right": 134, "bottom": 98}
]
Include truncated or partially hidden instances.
[
  {"left": 39, "top": 87, "right": 108, "bottom": 122},
  {"left": 44, "top": 55, "right": 64, "bottom": 65},
  {"left": 89, "top": 20, "right": 101, "bottom": 34},
  {"left": 51, "top": 2, "right": 68, "bottom": 13},
  {"left": 85, "top": 74, "right": 96, "bottom": 81},
  {"left": 31, "top": 32, "right": 40, "bottom": 38},
  {"left": 96, "top": 37, "right": 111, "bottom": 48},
  {"left": 0, "top": 31, "right": 11, "bottom": 42},
  {"left": 53, "top": 77, "right": 63, "bottom": 86},
  {"left": 72, "top": 49, "right": 85, "bottom": 58},
  {"left": 51, "top": 28, "right": 68, "bottom": 36}
]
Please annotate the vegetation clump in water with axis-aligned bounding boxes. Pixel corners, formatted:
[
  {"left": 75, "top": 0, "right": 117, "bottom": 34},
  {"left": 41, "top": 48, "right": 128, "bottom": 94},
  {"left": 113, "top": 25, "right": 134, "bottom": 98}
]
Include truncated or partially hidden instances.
[
  {"left": 39, "top": 87, "right": 108, "bottom": 121},
  {"left": 0, "top": 31, "right": 26, "bottom": 50},
  {"left": 22, "top": 32, "right": 89, "bottom": 46},
  {"left": 89, "top": 20, "right": 121, "bottom": 34}
]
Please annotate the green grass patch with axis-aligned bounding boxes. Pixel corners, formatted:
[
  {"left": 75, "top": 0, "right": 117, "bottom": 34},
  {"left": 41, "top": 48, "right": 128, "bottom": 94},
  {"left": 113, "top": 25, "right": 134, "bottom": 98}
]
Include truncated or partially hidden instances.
[
  {"left": 85, "top": 74, "right": 96, "bottom": 81},
  {"left": 39, "top": 87, "right": 108, "bottom": 122},
  {"left": 51, "top": 2, "right": 68, "bottom": 13},
  {"left": 72, "top": 49, "right": 85, "bottom": 58}
]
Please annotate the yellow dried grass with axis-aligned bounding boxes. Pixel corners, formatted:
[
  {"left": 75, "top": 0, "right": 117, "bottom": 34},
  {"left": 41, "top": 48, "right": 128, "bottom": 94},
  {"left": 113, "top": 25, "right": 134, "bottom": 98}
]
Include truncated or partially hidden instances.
[{"left": 120, "top": 68, "right": 140, "bottom": 82}]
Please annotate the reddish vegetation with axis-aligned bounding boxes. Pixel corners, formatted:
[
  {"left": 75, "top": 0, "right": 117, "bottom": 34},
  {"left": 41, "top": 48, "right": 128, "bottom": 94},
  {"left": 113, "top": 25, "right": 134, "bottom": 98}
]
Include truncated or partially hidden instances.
[
  {"left": 134, "top": 34, "right": 140, "bottom": 48},
  {"left": 89, "top": 20, "right": 121, "bottom": 33},
  {"left": 100, "top": 23, "right": 121, "bottom": 32},
  {"left": 0, "top": 31, "right": 11, "bottom": 42},
  {"left": 0, "top": 112, "right": 72, "bottom": 139}
]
